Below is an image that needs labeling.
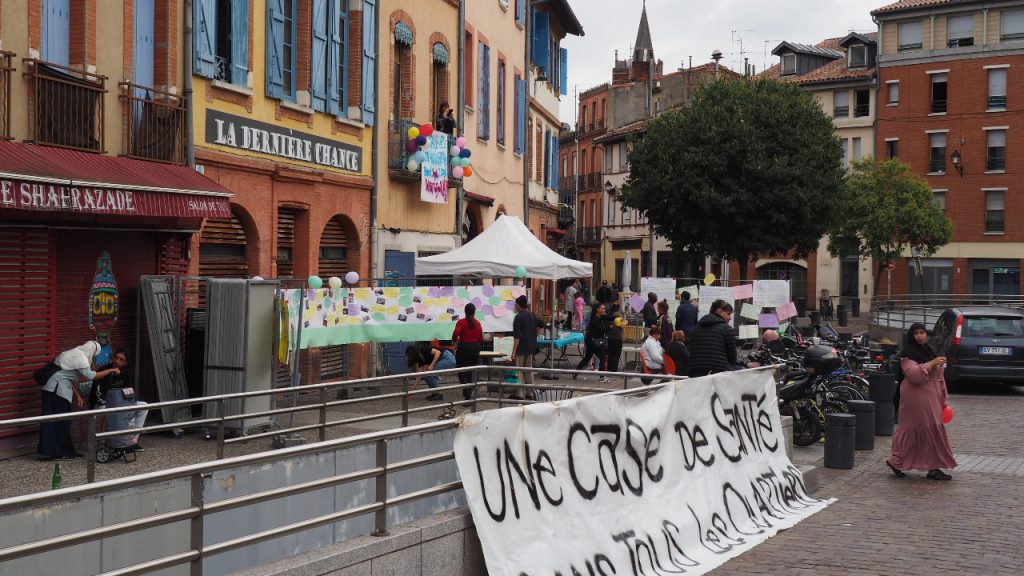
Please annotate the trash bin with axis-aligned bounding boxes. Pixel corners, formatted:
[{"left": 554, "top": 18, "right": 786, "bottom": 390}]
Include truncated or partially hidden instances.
[
  {"left": 824, "top": 413, "right": 856, "bottom": 469},
  {"left": 837, "top": 305, "right": 849, "bottom": 327},
  {"left": 868, "top": 373, "right": 898, "bottom": 436},
  {"left": 846, "top": 400, "right": 876, "bottom": 450}
]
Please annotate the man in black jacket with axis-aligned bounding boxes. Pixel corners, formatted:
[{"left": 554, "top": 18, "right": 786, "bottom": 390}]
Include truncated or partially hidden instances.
[
  {"left": 687, "top": 300, "right": 738, "bottom": 376},
  {"left": 640, "top": 292, "right": 659, "bottom": 329},
  {"left": 596, "top": 280, "right": 614, "bottom": 306}
]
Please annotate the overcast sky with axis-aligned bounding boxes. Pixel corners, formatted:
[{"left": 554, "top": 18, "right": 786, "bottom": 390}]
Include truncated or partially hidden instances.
[{"left": 559, "top": 0, "right": 881, "bottom": 124}]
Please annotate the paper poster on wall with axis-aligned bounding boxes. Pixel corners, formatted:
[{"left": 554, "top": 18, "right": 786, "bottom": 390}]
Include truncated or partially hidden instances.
[
  {"left": 698, "top": 285, "right": 736, "bottom": 317},
  {"left": 759, "top": 312, "right": 780, "bottom": 328},
  {"left": 738, "top": 324, "right": 760, "bottom": 340},
  {"left": 282, "top": 284, "right": 527, "bottom": 348},
  {"left": 640, "top": 277, "right": 678, "bottom": 317},
  {"left": 454, "top": 369, "right": 833, "bottom": 576},
  {"left": 740, "top": 302, "right": 762, "bottom": 321},
  {"left": 420, "top": 133, "right": 450, "bottom": 203},
  {"left": 775, "top": 301, "right": 798, "bottom": 319},
  {"left": 679, "top": 284, "right": 700, "bottom": 300},
  {"left": 753, "top": 280, "right": 791, "bottom": 307},
  {"left": 732, "top": 283, "right": 754, "bottom": 300}
]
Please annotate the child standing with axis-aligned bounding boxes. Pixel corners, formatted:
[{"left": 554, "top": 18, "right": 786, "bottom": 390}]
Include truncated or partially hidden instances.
[{"left": 573, "top": 293, "right": 585, "bottom": 331}]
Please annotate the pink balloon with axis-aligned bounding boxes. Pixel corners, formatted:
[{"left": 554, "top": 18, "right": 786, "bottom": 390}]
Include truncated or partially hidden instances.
[
  {"left": 452, "top": 165, "right": 464, "bottom": 178},
  {"left": 456, "top": 136, "right": 466, "bottom": 148}
]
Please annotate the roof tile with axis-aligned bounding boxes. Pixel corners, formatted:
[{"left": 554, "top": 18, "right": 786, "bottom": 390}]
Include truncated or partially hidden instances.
[{"left": 871, "top": 0, "right": 951, "bottom": 16}]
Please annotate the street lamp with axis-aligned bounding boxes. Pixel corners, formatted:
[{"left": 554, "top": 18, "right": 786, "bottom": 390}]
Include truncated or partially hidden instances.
[{"left": 951, "top": 149, "right": 963, "bottom": 177}]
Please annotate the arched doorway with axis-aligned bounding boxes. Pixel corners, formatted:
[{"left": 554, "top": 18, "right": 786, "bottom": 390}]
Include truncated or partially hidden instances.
[
  {"left": 757, "top": 261, "right": 808, "bottom": 309},
  {"left": 317, "top": 216, "right": 356, "bottom": 382},
  {"left": 199, "top": 208, "right": 250, "bottom": 278},
  {"left": 462, "top": 202, "right": 483, "bottom": 244}
]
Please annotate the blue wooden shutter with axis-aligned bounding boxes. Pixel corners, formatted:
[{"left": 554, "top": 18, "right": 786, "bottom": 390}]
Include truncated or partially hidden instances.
[
  {"left": 532, "top": 11, "right": 549, "bottom": 78},
  {"left": 483, "top": 45, "right": 491, "bottom": 138},
  {"left": 552, "top": 137, "right": 559, "bottom": 191},
  {"left": 497, "top": 61, "right": 505, "bottom": 144},
  {"left": 477, "top": 42, "right": 487, "bottom": 139},
  {"left": 338, "top": 2, "right": 350, "bottom": 115},
  {"left": 514, "top": 77, "right": 525, "bottom": 154},
  {"left": 327, "top": 0, "right": 347, "bottom": 115},
  {"left": 559, "top": 48, "right": 568, "bottom": 96},
  {"left": 43, "top": 0, "right": 71, "bottom": 66},
  {"left": 194, "top": 0, "right": 216, "bottom": 77},
  {"left": 134, "top": 0, "right": 155, "bottom": 89},
  {"left": 361, "top": 0, "right": 376, "bottom": 125},
  {"left": 516, "top": 0, "right": 525, "bottom": 26},
  {"left": 311, "top": 0, "right": 329, "bottom": 111},
  {"left": 266, "top": 0, "right": 286, "bottom": 98},
  {"left": 230, "top": 0, "right": 249, "bottom": 85}
]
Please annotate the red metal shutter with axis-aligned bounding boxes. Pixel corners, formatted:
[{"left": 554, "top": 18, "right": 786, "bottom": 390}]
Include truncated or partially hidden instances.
[
  {"left": 199, "top": 214, "right": 249, "bottom": 278},
  {"left": 316, "top": 218, "right": 351, "bottom": 381},
  {"left": 0, "top": 228, "right": 55, "bottom": 431},
  {"left": 276, "top": 208, "right": 297, "bottom": 278}
]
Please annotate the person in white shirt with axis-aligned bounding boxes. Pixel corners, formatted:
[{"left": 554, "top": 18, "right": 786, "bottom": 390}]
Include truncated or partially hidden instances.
[{"left": 642, "top": 325, "right": 665, "bottom": 372}]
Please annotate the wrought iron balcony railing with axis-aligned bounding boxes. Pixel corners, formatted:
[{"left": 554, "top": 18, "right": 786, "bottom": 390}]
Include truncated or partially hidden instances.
[
  {"left": 0, "top": 51, "right": 13, "bottom": 140},
  {"left": 388, "top": 119, "right": 457, "bottom": 182},
  {"left": 576, "top": 226, "right": 604, "bottom": 245},
  {"left": 119, "top": 82, "right": 187, "bottom": 164},
  {"left": 24, "top": 59, "right": 106, "bottom": 152}
]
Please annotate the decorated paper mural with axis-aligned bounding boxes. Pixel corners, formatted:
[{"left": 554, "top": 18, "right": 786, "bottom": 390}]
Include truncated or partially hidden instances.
[
  {"left": 88, "top": 251, "right": 118, "bottom": 366},
  {"left": 282, "top": 284, "right": 527, "bottom": 349},
  {"left": 420, "top": 133, "right": 450, "bottom": 204}
]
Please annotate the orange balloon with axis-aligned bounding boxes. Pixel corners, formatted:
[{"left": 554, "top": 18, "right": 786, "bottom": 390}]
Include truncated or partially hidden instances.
[{"left": 463, "top": 166, "right": 473, "bottom": 177}]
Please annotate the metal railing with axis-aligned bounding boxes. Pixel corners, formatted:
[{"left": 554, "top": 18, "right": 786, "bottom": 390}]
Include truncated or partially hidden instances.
[
  {"left": 854, "top": 103, "right": 870, "bottom": 117},
  {"left": 23, "top": 58, "right": 107, "bottom": 152},
  {"left": 0, "top": 51, "right": 13, "bottom": 140},
  {"left": 988, "top": 95, "right": 1007, "bottom": 110},
  {"left": 387, "top": 119, "right": 456, "bottom": 179},
  {"left": 869, "top": 294, "right": 1024, "bottom": 329},
  {"left": 119, "top": 82, "right": 188, "bottom": 164},
  {"left": 576, "top": 226, "right": 604, "bottom": 245},
  {"left": 0, "top": 366, "right": 682, "bottom": 575}
]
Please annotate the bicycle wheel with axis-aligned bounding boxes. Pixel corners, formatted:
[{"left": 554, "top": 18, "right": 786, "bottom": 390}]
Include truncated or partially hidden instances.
[
  {"left": 781, "top": 403, "right": 823, "bottom": 447},
  {"left": 827, "top": 374, "right": 870, "bottom": 397},
  {"left": 822, "top": 384, "right": 864, "bottom": 413}
]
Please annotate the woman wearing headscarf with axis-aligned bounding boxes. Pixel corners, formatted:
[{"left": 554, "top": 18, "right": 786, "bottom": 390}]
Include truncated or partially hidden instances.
[
  {"left": 452, "top": 303, "right": 484, "bottom": 400},
  {"left": 886, "top": 323, "right": 957, "bottom": 481},
  {"left": 38, "top": 341, "right": 120, "bottom": 460}
]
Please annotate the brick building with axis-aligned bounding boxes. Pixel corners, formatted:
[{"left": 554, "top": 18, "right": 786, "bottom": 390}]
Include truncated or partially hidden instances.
[{"left": 873, "top": 0, "right": 1024, "bottom": 297}]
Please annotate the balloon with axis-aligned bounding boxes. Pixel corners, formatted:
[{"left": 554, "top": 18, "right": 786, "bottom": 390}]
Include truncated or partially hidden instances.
[
  {"left": 515, "top": 265, "right": 527, "bottom": 278},
  {"left": 328, "top": 276, "right": 342, "bottom": 289},
  {"left": 459, "top": 148, "right": 471, "bottom": 158},
  {"left": 407, "top": 126, "right": 419, "bottom": 139},
  {"left": 307, "top": 275, "right": 323, "bottom": 289},
  {"left": 413, "top": 150, "right": 426, "bottom": 163},
  {"left": 405, "top": 139, "right": 418, "bottom": 154},
  {"left": 456, "top": 136, "right": 466, "bottom": 147},
  {"left": 460, "top": 157, "right": 471, "bottom": 167},
  {"left": 415, "top": 135, "right": 427, "bottom": 146},
  {"left": 450, "top": 145, "right": 461, "bottom": 156},
  {"left": 463, "top": 166, "right": 473, "bottom": 177},
  {"left": 407, "top": 158, "right": 420, "bottom": 171},
  {"left": 704, "top": 273, "right": 716, "bottom": 286},
  {"left": 451, "top": 157, "right": 462, "bottom": 166},
  {"left": 345, "top": 271, "right": 360, "bottom": 285},
  {"left": 420, "top": 123, "right": 434, "bottom": 137},
  {"left": 251, "top": 276, "right": 264, "bottom": 281},
  {"left": 942, "top": 405, "right": 954, "bottom": 424},
  {"left": 451, "top": 165, "right": 464, "bottom": 178}
]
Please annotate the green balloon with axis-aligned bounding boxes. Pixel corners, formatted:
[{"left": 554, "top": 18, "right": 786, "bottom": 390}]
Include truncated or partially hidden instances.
[
  {"left": 515, "top": 265, "right": 527, "bottom": 278},
  {"left": 307, "top": 275, "right": 323, "bottom": 289}
]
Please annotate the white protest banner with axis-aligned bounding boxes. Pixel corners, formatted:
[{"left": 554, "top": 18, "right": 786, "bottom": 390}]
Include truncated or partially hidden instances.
[
  {"left": 454, "top": 369, "right": 833, "bottom": 576},
  {"left": 420, "top": 133, "right": 450, "bottom": 203},
  {"left": 753, "top": 280, "right": 790, "bottom": 307},
  {"left": 698, "top": 285, "right": 735, "bottom": 317},
  {"left": 641, "top": 276, "right": 678, "bottom": 317}
]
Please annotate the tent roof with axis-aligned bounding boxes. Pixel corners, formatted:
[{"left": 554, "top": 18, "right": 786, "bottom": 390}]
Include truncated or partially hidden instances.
[{"left": 415, "top": 216, "right": 593, "bottom": 280}]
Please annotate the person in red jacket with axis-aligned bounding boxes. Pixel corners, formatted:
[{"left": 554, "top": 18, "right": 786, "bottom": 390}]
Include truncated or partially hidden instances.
[{"left": 452, "top": 303, "right": 484, "bottom": 400}]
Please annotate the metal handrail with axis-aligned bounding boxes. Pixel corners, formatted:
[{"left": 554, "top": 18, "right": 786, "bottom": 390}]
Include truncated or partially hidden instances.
[
  {"left": 0, "top": 50, "right": 13, "bottom": 140},
  {"left": 119, "top": 81, "right": 188, "bottom": 164},
  {"left": 0, "top": 371, "right": 685, "bottom": 575},
  {"left": 23, "top": 58, "right": 107, "bottom": 152}
]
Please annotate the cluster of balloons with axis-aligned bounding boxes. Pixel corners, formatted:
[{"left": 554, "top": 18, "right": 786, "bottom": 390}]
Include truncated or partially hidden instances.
[
  {"left": 307, "top": 271, "right": 361, "bottom": 289},
  {"left": 404, "top": 123, "right": 434, "bottom": 172},
  {"left": 448, "top": 135, "right": 473, "bottom": 180}
]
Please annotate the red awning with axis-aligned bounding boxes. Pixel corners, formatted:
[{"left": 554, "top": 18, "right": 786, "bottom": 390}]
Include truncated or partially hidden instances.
[
  {"left": 545, "top": 228, "right": 567, "bottom": 236},
  {"left": 464, "top": 190, "right": 495, "bottom": 206},
  {"left": 0, "top": 141, "right": 232, "bottom": 219}
]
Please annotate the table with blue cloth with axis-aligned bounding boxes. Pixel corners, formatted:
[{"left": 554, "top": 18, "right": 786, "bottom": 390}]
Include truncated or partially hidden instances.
[{"left": 536, "top": 331, "right": 585, "bottom": 369}]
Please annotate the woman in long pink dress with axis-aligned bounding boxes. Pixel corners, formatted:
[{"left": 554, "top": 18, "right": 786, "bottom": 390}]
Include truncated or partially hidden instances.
[{"left": 886, "top": 323, "right": 957, "bottom": 480}]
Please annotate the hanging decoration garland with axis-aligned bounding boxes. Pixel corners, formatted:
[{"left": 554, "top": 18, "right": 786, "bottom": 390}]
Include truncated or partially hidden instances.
[{"left": 404, "top": 124, "right": 472, "bottom": 180}]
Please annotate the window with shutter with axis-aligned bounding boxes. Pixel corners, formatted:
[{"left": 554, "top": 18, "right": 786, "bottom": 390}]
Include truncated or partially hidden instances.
[
  {"left": 194, "top": 0, "right": 217, "bottom": 77},
  {"left": 361, "top": 0, "right": 377, "bottom": 125},
  {"left": 229, "top": 0, "right": 249, "bottom": 85},
  {"left": 497, "top": 59, "right": 506, "bottom": 145},
  {"left": 477, "top": 42, "right": 490, "bottom": 139},
  {"left": 266, "top": 0, "right": 296, "bottom": 99},
  {"left": 988, "top": 68, "right": 1007, "bottom": 110},
  {"left": 559, "top": 48, "right": 568, "bottom": 96},
  {"left": 194, "top": 0, "right": 249, "bottom": 85},
  {"left": 328, "top": 1, "right": 349, "bottom": 116},
  {"left": 551, "top": 137, "right": 559, "bottom": 191},
  {"left": 514, "top": 74, "right": 524, "bottom": 154},
  {"left": 1002, "top": 9, "right": 1024, "bottom": 40},
  {"left": 532, "top": 10, "right": 550, "bottom": 78},
  {"left": 311, "top": 0, "right": 329, "bottom": 112},
  {"left": 516, "top": 0, "right": 525, "bottom": 26},
  {"left": 42, "top": 0, "right": 71, "bottom": 66}
]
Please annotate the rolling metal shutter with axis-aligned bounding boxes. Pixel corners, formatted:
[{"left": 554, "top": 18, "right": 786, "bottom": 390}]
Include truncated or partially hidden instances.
[
  {"left": 199, "top": 213, "right": 249, "bottom": 278},
  {"left": 276, "top": 208, "right": 297, "bottom": 279},
  {"left": 317, "top": 218, "right": 350, "bottom": 381}
]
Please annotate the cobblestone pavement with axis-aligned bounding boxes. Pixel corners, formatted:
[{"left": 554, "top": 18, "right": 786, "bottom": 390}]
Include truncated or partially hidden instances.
[{"left": 710, "top": 381, "right": 1024, "bottom": 576}]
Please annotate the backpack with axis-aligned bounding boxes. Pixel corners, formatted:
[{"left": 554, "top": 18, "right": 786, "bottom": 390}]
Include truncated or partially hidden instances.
[{"left": 33, "top": 361, "right": 61, "bottom": 387}]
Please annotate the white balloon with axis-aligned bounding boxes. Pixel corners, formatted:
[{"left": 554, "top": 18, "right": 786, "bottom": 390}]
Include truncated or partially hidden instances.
[
  {"left": 345, "top": 271, "right": 360, "bottom": 285},
  {"left": 251, "top": 276, "right": 264, "bottom": 281},
  {"left": 328, "top": 276, "right": 343, "bottom": 289}
]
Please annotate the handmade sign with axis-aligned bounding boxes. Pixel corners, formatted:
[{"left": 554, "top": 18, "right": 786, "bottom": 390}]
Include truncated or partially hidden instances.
[
  {"left": 641, "top": 277, "right": 678, "bottom": 317},
  {"left": 739, "top": 324, "right": 760, "bottom": 340},
  {"left": 454, "top": 369, "right": 832, "bottom": 576},
  {"left": 740, "top": 303, "right": 762, "bottom": 321},
  {"left": 627, "top": 292, "right": 645, "bottom": 313},
  {"left": 775, "top": 301, "right": 798, "bottom": 319},
  {"left": 281, "top": 285, "right": 527, "bottom": 348},
  {"left": 697, "top": 286, "right": 736, "bottom": 317},
  {"left": 420, "top": 133, "right": 450, "bottom": 203},
  {"left": 753, "top": 280, "right": 790, "bottom": 307},
  {"left": 732, "top": 283, "right": 754, "bottom": 300},
  {"left": 759, "top": 312, "right": 780, "bottom": 328},
  {"left": 679, "top": 285, "right": 700, "bottom": 299}
]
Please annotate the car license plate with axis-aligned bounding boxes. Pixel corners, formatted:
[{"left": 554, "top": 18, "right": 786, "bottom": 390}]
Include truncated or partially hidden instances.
[{"left": 980, "top": 346, "right": 1012, "bottom": 355}]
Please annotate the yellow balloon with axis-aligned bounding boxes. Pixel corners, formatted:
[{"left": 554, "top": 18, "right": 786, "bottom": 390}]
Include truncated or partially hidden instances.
[
  {"left": 407, "top": 126, "right": 420, "bottom": 139},
  {"left": 704, "top": 273, "right": 716, "bottom": 286}
]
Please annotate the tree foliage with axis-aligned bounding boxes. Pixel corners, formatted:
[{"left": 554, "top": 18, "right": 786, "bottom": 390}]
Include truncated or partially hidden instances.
[
  {"left": 620, "top": 77, "right": 844, "bottom": 278},
  {"left": 828, "top": 157, "right": 953, "bottom": 293}
]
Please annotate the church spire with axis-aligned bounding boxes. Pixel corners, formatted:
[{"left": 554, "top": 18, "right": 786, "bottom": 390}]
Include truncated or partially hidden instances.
[{"left": 633, "top": 1, "right": 654, "bottom": 62}]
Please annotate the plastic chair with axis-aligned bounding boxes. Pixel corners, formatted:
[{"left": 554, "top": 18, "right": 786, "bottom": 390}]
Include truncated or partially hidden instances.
[
  {"left": 640, "top": 352, "right": 653, "bottom": 374},
  {"left": 662, "top": 356, "right": 676, "bottom": 376}
]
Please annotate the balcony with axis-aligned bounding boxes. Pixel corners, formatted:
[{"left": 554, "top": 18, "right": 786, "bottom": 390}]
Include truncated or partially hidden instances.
[
  {"left": 120, "top": 83, "right": 187, "bottom": 164},
  {"left": 558, "top": 176, "right": 576, "bottom": 191},
  {"left": 24, "top": 59, "right": 106, "bottom": 152},
  {"left": 576, "top": 226, "right": 604, "bottom": 246},
  {"left": 388, "top": 119, "right": 457, "bottom": 183},
  {"left": 558, "top": 204, "right": 575, "bottom": 227},
  {"left": 585, "top": 172, "right": 603, "bottom": 190},
  {"left": 0, "top": 51, "right": 12, "bottom": 140}
]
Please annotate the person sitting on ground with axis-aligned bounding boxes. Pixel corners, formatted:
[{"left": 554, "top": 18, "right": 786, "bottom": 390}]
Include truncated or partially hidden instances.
[
  {"left": 92, "top": 349, "right": 149, "bottom": 452},
  {"left": 664, "top": 330, "right": 690, "bottom": 377},
  {"left": 641, "top": 325, "right": 665, "bottom": 384},
  {"left": 687, "top": 299, "right": 738, "bottom": 376},
  {"left": 406, "top": 342, "right": 457, "bottom": 401}
]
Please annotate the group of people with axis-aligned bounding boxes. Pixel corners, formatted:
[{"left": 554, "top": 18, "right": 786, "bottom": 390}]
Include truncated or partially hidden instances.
[{"left": 38, "top": 341, "right": 148, "bottom": 460}]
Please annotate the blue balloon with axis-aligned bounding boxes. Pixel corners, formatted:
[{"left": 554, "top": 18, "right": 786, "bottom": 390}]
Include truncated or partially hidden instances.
[
  {"left": 416, "top": 135, "right": 428, "bottom": 146},
  {"left": 413, "top": 150, "right": 426, "bottom": 163},
  {"left": 459, "top": 148, "right": 472, "bottom": 158}
]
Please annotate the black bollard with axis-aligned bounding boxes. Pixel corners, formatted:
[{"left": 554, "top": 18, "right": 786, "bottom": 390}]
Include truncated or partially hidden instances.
[
  {"left": 824, "top": 413, "right": 856, "bottom": 469},
  {"left": 810, "top": 310, "right": 821, "bottom": 325},
  {"left": 868, "top": 373, "right": 898, "bottom": 436},
  {"left": 846, "top": 400, "right": 876, "bottom": 450}
]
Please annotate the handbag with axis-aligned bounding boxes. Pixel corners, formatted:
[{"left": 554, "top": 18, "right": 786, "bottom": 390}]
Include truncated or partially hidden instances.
[
  {"left": 33, "top": 361, "right": 61, "bottom": 387},
  {"left": 594, "top": 337, "right": 609, "bottom": 350}
]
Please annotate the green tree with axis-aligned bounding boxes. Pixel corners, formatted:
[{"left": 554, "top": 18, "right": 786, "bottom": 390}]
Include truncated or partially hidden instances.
[
  {"left": 828, "top": 157, "right": 953, "bottom": 296},
  {"left": 620, "top": 77, "right": 844, "bottom": 279}
]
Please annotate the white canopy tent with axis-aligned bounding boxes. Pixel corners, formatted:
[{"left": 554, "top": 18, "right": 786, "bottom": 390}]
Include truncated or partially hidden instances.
[{"left": 415, "top": 215, "right": 592, "bottom": 279}]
